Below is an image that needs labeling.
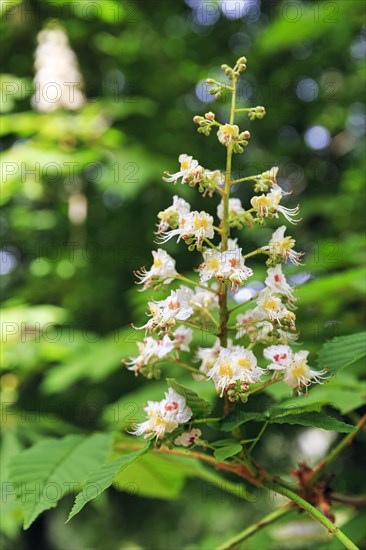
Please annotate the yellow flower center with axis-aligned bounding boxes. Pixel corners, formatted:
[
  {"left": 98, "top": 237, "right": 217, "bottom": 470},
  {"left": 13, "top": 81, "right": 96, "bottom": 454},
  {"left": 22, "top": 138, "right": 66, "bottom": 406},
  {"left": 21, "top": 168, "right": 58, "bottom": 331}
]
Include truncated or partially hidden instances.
[
  {"left": 218, "top": 362, "right": 233, "bottom": 378},
  {"left": 222, "top": 124, "right": 238, "bottom": 136},
  {"left": 206, "top": 259, "right": 219, "bottom": 271},
  {"left": 255, "top": 196, "right": 272, "bottom": 207},
  {"left": 181, "top": 160, "right": 190, "bottom": 171},
  {"left": 262, "top": 298, "right": 278, "bottom": 311},
  {"left": 292, "top": 362, "right": 307, "bottom": 379},
  {"left": 153, "top": 257, "right": 162, "bottom": 268},
  {"left": 193, "top": 217, "right": 209, "bottom": 230},
  {"left": 237, "top": 357, "right": 252, "bottom": 370}
]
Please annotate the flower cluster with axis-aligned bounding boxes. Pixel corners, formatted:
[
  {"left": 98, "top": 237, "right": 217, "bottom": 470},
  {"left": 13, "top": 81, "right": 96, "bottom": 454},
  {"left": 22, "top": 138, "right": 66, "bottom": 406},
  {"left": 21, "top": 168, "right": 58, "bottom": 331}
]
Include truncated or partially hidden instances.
[
  {"left": 163, "top": 154, "right": 224, "bottom": 197},
  {"left": 126, "top": 57, "right": 325, "bottom": 444},
  {"left": 132, "top": 388, "right": 192, "bottom": 439},
  {"left": 125, "top": 326, "right": 192, "bottom": 378},
  {"left": 264, "top": 345, "right": 327, "bottom": 391},
  {"left": 206, "top": 344, "right": 265, "bottom": 398},
  {"left": 32, "top": 26, "right": 85, "bottom": 112}
]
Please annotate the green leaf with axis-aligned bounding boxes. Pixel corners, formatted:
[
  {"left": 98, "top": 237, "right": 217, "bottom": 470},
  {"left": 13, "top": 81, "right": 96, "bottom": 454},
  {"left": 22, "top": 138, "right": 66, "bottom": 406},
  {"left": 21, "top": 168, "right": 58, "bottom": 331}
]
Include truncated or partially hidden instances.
[
  {"left": 211, "top": 439, "right": 241, "bottom": 448},
  {"left": 214, "top": 444, "right": 243, "bottom": 462},
  {"left": 221, "top": 404, "right": 357, "bottom": 433},
  {"left": 113, "top": 452, "right": 187, "bottom": 500},
  {"left": 269, "top": 411, "right": 357, "bottom": 433},
  {"left": 221, "top": 411, "right": 267, "bottom": 432},
  {"left": 67, "top": 443, "right": 149, "bottom": 521},
  {"left": 257, "top": 1, "right": 361, "bottom": 55},
  {"left": 166, "top": 378, "right": 212, "bottom": 418},
  {"left": 317, "top": 332, "right": 366, "bottom": 374},
  {"left": 265, "top": 373, "right": 366, "bottom": 415},
  {"left": 8, "top": 433, "right": 113, "bottom": 529}
]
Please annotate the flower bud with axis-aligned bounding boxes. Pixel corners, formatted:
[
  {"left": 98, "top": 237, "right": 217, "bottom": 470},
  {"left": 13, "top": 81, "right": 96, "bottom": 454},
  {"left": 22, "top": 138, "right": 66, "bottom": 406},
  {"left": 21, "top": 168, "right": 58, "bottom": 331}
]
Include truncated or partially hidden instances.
[
  {"left": 238, "top": 64, "right": 247, "bottom": 72},
  {"left": 206, "top": 78, "right": 215, "bottom": 84},
  {"left": 242, "top": 130, "right": 250, "bottom": 139},
  {"left": 205, "top": 111, "right": 215, "bottom": 120},
  {"left": 236, "top": 56, "right": 247, "bottom": 65}
]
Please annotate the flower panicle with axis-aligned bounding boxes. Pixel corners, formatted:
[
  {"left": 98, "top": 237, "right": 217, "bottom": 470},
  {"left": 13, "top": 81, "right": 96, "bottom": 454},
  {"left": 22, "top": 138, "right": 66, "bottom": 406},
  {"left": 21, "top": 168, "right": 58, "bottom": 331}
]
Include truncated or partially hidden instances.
[{"left": 123, "top": 56, "right": 319, "bottom": 446}]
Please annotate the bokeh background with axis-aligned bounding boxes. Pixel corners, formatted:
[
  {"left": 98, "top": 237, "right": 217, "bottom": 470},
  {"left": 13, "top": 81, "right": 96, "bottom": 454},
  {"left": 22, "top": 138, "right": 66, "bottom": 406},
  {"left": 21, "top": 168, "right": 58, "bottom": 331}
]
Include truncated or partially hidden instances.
[{"left": 1, "top": 0, "right": 365, "bottom": 548}]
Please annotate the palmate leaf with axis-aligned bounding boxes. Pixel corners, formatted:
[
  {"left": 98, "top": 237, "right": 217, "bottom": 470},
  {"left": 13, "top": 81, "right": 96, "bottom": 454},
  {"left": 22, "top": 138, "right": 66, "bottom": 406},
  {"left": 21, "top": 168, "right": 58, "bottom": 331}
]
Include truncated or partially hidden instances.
[
  {"left": 166, "top": 378, "right": 212, "bottom": 418},
  {"left": 67, "top": 443, "right": 150, "bottom": 521},
  {"left": 317, "top": 332, "right": 366, "bottom": 374},
  {"left": 269, "top": 412, "right": 357, "bottom": 433},
  {"left": 112, "top": 441, "right": 253, "bottom": 501},
  {"left": 8, "top": 433, "right": 113, "bottom": 529},
  {"left": 222, "top": 406, "right": 357, "bottom": 433}
]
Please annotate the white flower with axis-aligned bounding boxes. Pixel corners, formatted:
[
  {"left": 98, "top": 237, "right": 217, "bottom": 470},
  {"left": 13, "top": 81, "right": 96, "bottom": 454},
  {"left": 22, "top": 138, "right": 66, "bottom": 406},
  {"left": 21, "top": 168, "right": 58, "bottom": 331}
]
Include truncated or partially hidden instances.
[
  {"left": 157, "top": 210, "right": 214, "bottom": 246},
  {"left": 142, "top": 286, "right": 194, "bottom": 331},
  {"left": 199, "top": 247, "right": 253, "bottom": 290},
  {"left": 207, "top": 345, "right": 264, "bottom": 396},
  {"left": 226, "top": 237, "right": 240, "bottom": 250},
  {"left": 223, "top": 249, "right": 253, "bottom": 290},
  {"left": 236, "top": 311, "right": 272, "bottom": 341},
  {"left": 132, "top": 388, "right": 192, "bottom": 439},
  {"left": 264, "top": 346, "right": 327, "bottom": 390},
  {"left": 264, "top": 344, "right": 293, "bottom": 371},
  {"left": 251, "top": 186, "right": 300, "bottom": 224},
  {"left": 196, "top": 338, "right": 222, "bottom": 374},
  {"left": 217, "top": 124, "right": 240, "bottom": 146},
  {"left": 172, "top": 326, "right": 193, "bottom": 352},
  {"left": 125, "top": 335, "right": 174, "bottom": 374},
  {"left": 260, "top": 166, "right": 279, "bottom": 186},
  {"left": 284, "top": 350, "right": 327, "bottom": 390},
  {"left": 199, "top": 250, "right": 224, "bottom": 283},
  {"left": 174, "top": 428, "right": 202, "bottom": 447},
  {"left": 135, "top": 249, "right": 177, "bottom": 289},
  {"left": 236, "top": 313, "right": 296, "bottom": 345},
  {"left": 32, "top": 27, "right": 85, "bottom": 112},
  {"left": 205, "top": 170, "right": 225, "bottom": 188},
  {"left": 190, "top": 284, "right": 219, "bottom": 312},
  {"left": 217, "top": 198, "right": 245, "bottom": 221},
  {"left": 163, "top": 154, "right": 201, "bottom": 184},
  {"left": 188, "top": 211, "right": 215, "bottom": 244},
  {"left": 269, "top": 185, "right": 301, "bottom": 224},
  {"left": 252, "top": 288, "right": 289, "bottom": 324},
  {"left": 157, "top": 195, "right": 191, "bottom": 233},
  {"left": 266, "top": 226, "right": 303, "bottom": 265},
  {"left": 265, "top": 264, "right": 295, "bottom": 301}
]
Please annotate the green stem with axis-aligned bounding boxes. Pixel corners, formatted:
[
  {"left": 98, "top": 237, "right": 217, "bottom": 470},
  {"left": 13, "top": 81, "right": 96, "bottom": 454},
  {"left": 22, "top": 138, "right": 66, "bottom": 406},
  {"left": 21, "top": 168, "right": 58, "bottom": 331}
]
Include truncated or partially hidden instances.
[
  {"left": 216, "top": 505, "right": 292, "bottom": 550},
  {"left": 176, "top": 274, "right": 218, "bottom": 294},
  {"left": 219, "top": 76, "right": 237, "bottom": 348},
  {"left": 172, "top": 359, "right": 202, "bottom": 375},
  {"left": 204, "top": 238, "right": 221, "bottom": 252},
  {"left": 228, "top": 293, "right": 259, "bottom": 314},
  {"left": 197, "top": 306, "right": 219, "bottom": 327},
  {"left": 247, "top": 376, "right": 279, "bottom": 396},
  {"left": 243, "top": 247, "right": 270, "bottom": 259},
  {"left": 179, "top": 320, "right": 216, "bottom": 335},
  {"left": 308, "top": 414, "right": 366, "bottom": 485},
  {"left": 191, "top": 417, "right": 223, "bottom": 425},
  {"left": 265, "top": 481, "right": 360, "bottom": 550},
  {"left": 248, "top": 420, "right": 269, "bottom": 454},
  {"left": 230, "top": 175, "right": 258, "bottom": 185}
]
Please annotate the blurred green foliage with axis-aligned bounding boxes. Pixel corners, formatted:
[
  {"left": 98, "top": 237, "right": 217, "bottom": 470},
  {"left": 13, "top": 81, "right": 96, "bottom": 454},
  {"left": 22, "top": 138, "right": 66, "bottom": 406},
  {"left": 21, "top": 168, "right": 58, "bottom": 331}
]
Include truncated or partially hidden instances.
[{"left": 1, "top": 0, "right": 365, "bottom": 548}]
